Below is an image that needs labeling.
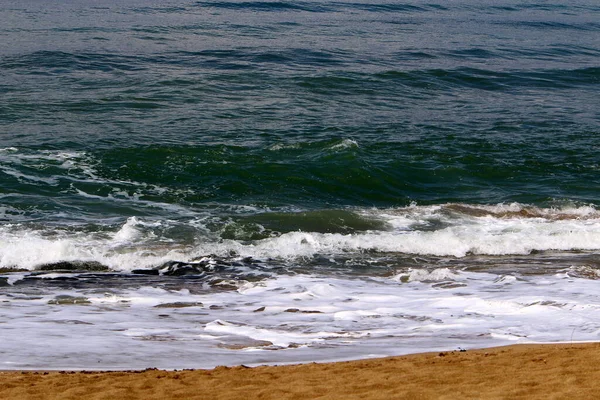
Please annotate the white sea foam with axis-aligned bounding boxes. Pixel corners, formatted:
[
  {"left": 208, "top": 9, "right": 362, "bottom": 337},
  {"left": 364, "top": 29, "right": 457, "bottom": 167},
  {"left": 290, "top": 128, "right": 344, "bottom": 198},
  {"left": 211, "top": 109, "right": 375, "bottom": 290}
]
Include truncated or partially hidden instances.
[
  {"left": 199, "top": 215, "right": 600, "bottom": 259},
  {"left": 112, "top": 216, "right": 164, "bottom": 243},
  {"left": 2, "top": 268, "right": 600, "bottom": 369},
  {"left": 72, "top": 186, "right": 196, "bottom": 216},
  {"left": 328, "top": 138, "right": 359, "bottom": 150},
  {"left": 0, "top": 221, "right": 187, "bottom": 271},
  {"left": 267, "top": 142, "right": 301, "bottom": 151},
  {"left": 392, "top": 268, "right": 459, "bottom": 282},
  {"left": 205, "top": 320, "right": 332, "bottom": 347},
  {"left": 1, "top": 204, "right": 600, "bottom": 270},
  {"left": 0, "top": 149, "right": 89, "bottom": 172},
  {"left": 0, "top": 149, "right": 189, "bottom": 215}
]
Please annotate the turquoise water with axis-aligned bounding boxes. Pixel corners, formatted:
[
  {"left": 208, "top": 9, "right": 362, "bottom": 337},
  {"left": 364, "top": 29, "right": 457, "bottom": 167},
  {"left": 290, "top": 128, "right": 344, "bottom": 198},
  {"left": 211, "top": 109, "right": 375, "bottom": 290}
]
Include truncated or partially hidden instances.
[{"left": 1, "top": 0, "right": 600, "bottom": 369}]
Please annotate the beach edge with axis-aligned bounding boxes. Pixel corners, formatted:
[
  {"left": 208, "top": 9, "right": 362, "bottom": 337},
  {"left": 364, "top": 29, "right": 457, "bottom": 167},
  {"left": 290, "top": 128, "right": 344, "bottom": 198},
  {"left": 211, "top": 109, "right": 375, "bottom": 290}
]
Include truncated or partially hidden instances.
[{"left": 2, "top": 342, "right": 600, "bottom": 399}]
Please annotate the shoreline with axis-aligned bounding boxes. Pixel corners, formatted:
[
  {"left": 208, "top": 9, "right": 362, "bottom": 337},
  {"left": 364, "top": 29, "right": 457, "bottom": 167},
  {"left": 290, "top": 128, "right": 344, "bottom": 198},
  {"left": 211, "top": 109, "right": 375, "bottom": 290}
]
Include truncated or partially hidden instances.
[{"left": 2, "top": 343, "right": 600, "bottom": 399}]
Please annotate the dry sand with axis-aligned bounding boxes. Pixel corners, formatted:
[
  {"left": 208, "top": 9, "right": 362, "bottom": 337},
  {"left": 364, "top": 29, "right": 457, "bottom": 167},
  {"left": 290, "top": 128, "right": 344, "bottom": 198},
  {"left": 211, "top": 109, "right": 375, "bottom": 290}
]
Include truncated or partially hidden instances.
[{"left": 1, "top": 343, "right": 599, "bottom": 400}]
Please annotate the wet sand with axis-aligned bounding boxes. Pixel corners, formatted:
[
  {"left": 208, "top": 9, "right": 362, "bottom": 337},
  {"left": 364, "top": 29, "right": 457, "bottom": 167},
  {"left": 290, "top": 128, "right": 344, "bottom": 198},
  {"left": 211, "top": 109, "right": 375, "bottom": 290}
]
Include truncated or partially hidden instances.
[{"left": 1, "top": 343, "right": 599, "bottom": 399}]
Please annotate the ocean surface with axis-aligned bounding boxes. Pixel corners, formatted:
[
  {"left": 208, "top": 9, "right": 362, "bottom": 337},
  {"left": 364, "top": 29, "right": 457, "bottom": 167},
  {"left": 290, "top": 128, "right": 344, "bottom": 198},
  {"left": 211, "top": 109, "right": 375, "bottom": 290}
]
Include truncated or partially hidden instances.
[{"left": 1, "top": 0, "right": 600, "bottom": 370}]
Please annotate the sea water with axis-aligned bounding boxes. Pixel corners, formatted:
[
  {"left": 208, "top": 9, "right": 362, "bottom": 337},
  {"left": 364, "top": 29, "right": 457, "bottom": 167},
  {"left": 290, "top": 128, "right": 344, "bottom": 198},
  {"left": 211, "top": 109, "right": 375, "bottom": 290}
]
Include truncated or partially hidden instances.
[{"left": 1, "top": 0, "right": 600, "bottom": 369}]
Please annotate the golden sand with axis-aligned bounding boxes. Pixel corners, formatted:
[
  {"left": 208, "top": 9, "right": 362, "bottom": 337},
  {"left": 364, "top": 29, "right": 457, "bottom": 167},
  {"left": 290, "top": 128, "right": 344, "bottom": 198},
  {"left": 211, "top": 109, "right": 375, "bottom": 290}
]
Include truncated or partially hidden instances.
[{"left": 1, "top": 343, "right": 599, "bottom": 400}]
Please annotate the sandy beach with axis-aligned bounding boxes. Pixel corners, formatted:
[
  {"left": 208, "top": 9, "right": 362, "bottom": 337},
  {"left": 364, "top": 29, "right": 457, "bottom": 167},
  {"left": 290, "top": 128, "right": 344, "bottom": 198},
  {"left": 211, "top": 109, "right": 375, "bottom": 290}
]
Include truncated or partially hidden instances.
[{"left": 1, "top": 343, "right": 599, "bottom": 399}]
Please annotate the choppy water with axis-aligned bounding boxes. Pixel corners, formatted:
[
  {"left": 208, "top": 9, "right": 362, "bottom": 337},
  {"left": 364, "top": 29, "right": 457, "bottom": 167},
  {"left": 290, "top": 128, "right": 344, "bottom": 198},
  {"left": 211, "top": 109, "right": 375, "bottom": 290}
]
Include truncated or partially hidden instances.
[{"left": 1, "top": 0, "right": 600, "bottom": 370}]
